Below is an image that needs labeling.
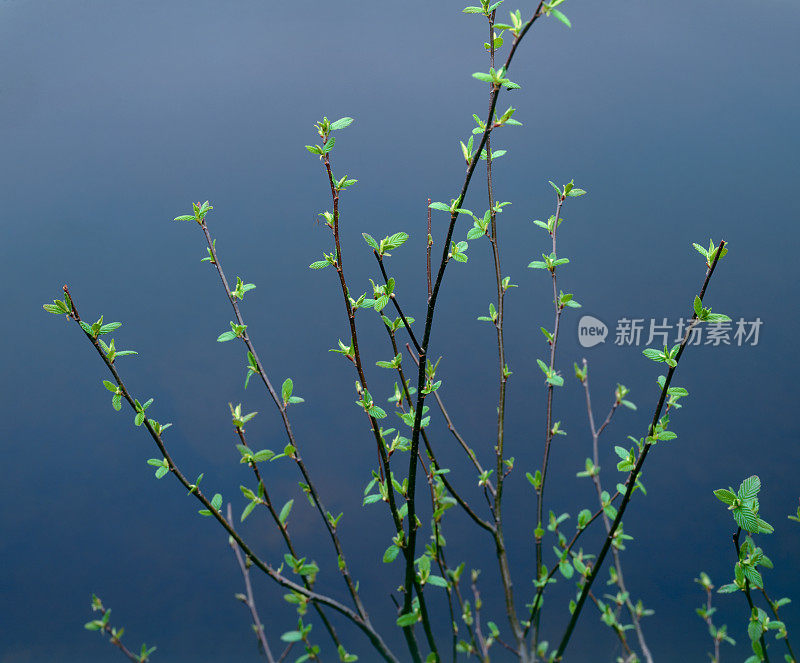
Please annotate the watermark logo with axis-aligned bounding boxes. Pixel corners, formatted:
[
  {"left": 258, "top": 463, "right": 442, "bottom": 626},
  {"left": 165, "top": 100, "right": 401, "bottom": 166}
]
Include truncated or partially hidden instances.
[
  {"left": 578, "top": 315, "right": 608, "bottom": 348},
  {"left": 577, "top": 316, "right": 763, "bottom": 348}
]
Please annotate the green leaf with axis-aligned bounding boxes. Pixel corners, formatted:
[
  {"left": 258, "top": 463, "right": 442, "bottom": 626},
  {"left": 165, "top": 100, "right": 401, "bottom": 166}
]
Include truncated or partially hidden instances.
[
  {"left": 426, "top": 575, "right": 448, "bottom": 588},
  {"left": 396, "top": 612, "right": 419, "bottom": 627},
  {"left": 429, "top": 202, "right": 451, "bottom": 212},
  {"left": 362, "top": 233, "right": 379, "bottom": 250},
  {"left": 738, "top": 475, "right": 761, "bottom": 500},
  {"left": 241, "top": 500, "right": 258, "bottom": 522},
  {"left": 309, "top": 260, "right": 330, "bottom": 269},
  {"left": 550, "top": 7, "right": 571, "bottom": 27},
  {"left": 279, "top": 499, "right": 294, "bottom": 526},
  {"left": 383, "top": 544, "right": 400, "bottom": 563},
  {"left": 330, "top": 117, "right": 354, "bottom": 131},
  {"left": 217, "top": 331, "right": 237, "bottom": 342},
  {"left": 384, "top": 232, "right": 409, "bottom": 250},
  {"left": 282, "top": 378, "right": 293, "bottom": 403},
  {"left": 472, "top": 72, "right": 495, "bottom": 83},
  {"left": 733, "top": 505, "right": 760, "bottom": 532},
  {"left": 713, "top": 489, "right": 736, "bottom": 505}
]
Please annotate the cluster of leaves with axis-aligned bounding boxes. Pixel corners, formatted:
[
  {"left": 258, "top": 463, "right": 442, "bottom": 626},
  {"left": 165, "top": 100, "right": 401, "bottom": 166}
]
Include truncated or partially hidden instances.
[
  {"left": 84, "top": 595, "right": 157, "bottom": 663},
  {"left": 713, "top": 477, "right": 795, "bottom": 663}
]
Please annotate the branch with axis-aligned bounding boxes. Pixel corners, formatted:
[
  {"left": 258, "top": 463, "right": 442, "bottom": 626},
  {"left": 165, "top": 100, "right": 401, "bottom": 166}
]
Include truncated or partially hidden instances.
[
  {"left": 733, "top": 529, "right": 771, "bottom": 663},
  {"left": 523, "top": 492, "right": 621, "bottom": 638},
  {"left": 760, "top": 586, "right": 796, "bottom": 663},
  {"left": 232, "top": 427, "right": 342, "bottom": 651},
  {"left": 226, "top": 504, "right": 276, "bottom": 663},
  {"left": 62, "top": 285, "right": 400, "bottom": 663},
  {"left": 406, "top": 344, "right": 495, "bottom": 497},
  {"left": 197, "top": 222, "right": 369, "bottom": 622},
  {"left": 553, "top": 240, "right": 727, "bottom": 660},
  {"left": 531, "top": 189, "right": 566, "bottom": 655},
  {"left": 581, "top": 364, "right": 653, "bottom": 663},
  {"left": 318, "top": 151, "right": 431, "bottom": 662},
  {"left": 405, "top": 17, "right": 547, "bottom": 649}
]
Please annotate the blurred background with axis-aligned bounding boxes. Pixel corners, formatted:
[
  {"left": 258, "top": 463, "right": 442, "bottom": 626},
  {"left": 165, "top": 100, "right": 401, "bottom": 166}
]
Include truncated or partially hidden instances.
[{"left": 2, "top": 0, "right": 799, "bottom": 661}]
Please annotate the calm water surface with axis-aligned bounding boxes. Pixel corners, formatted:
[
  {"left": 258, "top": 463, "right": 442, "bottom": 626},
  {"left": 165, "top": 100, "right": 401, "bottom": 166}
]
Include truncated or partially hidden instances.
[{"left": 2, "top": 1, "right": 799, "bottom": 661}]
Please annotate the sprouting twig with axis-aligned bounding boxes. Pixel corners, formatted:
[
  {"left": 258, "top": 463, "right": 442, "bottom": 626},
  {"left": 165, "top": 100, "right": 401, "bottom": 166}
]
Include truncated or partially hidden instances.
[
  {"left": 62, "top": 285, "right": 400, "bottom": 663},
  {"left": 198, "top": 223, "right": 369, "bottom": 623},
  {"left": 581, "top": 363, "right": 653, "bottom": 663},
  {"left": 733, "top": 529, "right": 771, "bottom": 663},
  {"left": 553, "top": 240, "right": 727, "bottom": 660}
]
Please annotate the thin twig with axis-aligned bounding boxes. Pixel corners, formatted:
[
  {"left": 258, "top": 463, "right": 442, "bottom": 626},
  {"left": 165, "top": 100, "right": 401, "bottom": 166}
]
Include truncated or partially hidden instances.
[
  {"left": 318, "top": 150, "right": 432, "bottom": 662},
  {"left": 226, "top": 504, "right": 275, "bottom": 663},
  {"left": 523, "top": 492, "right": 621, "bottom": 638},
  {"left": 94, "top": 609, "right": 144, "bottom": 663},
  {"left": 733, "top": 529, "right": 771, "bottom": 663},
  {"left": 375, "top": 253, "right": 422, "bottom": 355},
  {"left": 699, "top": 579, "right": 721, "bottom": 663},
  {"left": 406, "top": 344, "right": 495, "bottom": 495},
  {"left": 233, "top": 427, "right": 342, "bottom": 650},
  {"left": 471, "top": 573, "right": 490, "bottom": 662},
  {"left": 427, "top": 198, "right": 433, "bottom": 302},
  {"left": 403, "top": 12, "right": 546, "bottom": 659},
  {"left": 383, "top": 321, "right": 479, "bottom": 662},
  {"left": 581, "top": 363, "right": 653, "bottom": 663},
  {"left": 198, "top": 222, "right": 369, "bottom": 622},
  {"left": 532, "top": 191, "right": 565, "bottom": 655},
  {"left": 760, "top": 586, "right": 796, "bottom": 662},
  {"left": 63, "top": 285, "right": 400, "bottom": 663},
  {"left": 586, "top": 590, "right": 634, "bottom": 659},
  {"left": 553, "top": 240, "right": 727, "bottom": 660},
  {"left": 483, "top": 15, "right": 523, "bottom": 657}
]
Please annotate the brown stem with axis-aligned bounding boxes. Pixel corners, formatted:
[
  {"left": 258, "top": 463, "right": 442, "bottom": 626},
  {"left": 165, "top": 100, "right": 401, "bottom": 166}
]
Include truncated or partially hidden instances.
[
  {"left": 700, "top": 582, "right": 721, "bottom": 663},
  {"left": 427, "top": 198, "right": 433, "bottom": 302},
  {"left": 586, "top": 590, "right": 633, "bottom": 659},
  {"left": 94, "top": 608, "right": 145, "bottom": 663},
  {"left": 581, "top": 364, "right": 653, "bottom": 663},
  {"left": 404, "top": 15, "right": 545, "bottom": 656},
  {"left": 384, "top": 322, "right": 480, "bottom": 662},
  {"left": 733, "top": 529, "right": 771, "bottom": 663},
  {"left": 532, "top": 192, "right": 565, "bottom": 655},
  {"left": 63, "top": 285, "right": 400, "bottom": 663},
  {"left": 553, "top": 240, "right": 727, "bottom": 660},
  {"left": 471, "top": 574, "right": 490, "bottom": 662},
  {"left": 375, "top": 253, "right": 422, "bottom": 354},
  {"left": 760, "top": 586, "right": 796, "bottom": 662},
  {"left": 406, "top": 344, "right": 495, "bottom": 496},
  {"left": 226, "top": 504, "right": 276, "bottom": 662},
  {"left": 523, "top": 492, "right": 621, "bottom": 639},
  {"left": 319, "top": 153, "right": 431, "bottom": 663},
  {"left": 197, "top": 222, "right": 368, "bottom": 622},
  {"left": 234, "top": 427, "right": 342, "bottom": 650}
]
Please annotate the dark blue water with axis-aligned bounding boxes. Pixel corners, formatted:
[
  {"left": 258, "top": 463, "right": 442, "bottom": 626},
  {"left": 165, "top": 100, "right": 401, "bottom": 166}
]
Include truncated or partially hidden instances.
[{"left": 2, "top": 1, "right": 799, "bottom": 661}]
